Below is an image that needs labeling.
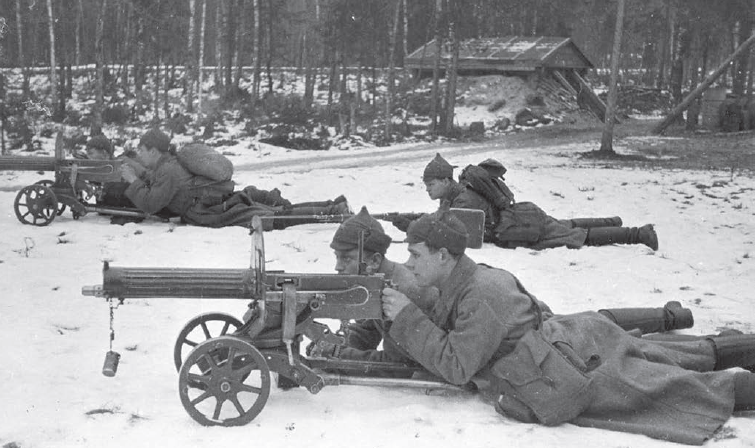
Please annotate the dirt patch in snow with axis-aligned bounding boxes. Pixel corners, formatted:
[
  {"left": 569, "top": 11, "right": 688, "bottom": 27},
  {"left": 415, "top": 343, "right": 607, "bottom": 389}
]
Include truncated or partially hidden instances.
[{"left": 452, "top": 75, "right": 576, "bottom": 128}]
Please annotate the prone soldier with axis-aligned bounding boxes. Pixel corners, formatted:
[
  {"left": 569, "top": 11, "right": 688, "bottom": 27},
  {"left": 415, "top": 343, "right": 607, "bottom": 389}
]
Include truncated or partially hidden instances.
[
  {"left": 380, "top": 210, "right": 755, "bottom": 445},
  {"left": 413, "top": 153, "right": 658, "bottom": 251},
  {"left": 311, "top": 207, "right": 693, "bottom": 373}
]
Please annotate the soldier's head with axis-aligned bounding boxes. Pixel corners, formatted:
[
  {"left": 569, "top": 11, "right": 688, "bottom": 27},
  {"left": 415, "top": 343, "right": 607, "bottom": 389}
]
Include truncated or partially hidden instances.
[
  {"left": 404, "top": 210, "right": 467, "bottom": 287},
  {"left": 85, "top": 135, "right": 114, "bottom": 160},
  {"left": 136, "top": 128, "right": 172, "bottom": 169},
  {"left": 422, "top": 153, "right": 455, "bottom": 200},
  {"left": 330, "top": 206, "right": 392, "bottom": 275}
]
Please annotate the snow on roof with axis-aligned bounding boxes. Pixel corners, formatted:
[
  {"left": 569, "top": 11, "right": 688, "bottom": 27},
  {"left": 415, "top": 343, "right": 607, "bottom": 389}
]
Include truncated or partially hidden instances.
[{"left": 406, "top": 36, "right": 594, "bottom": 71}]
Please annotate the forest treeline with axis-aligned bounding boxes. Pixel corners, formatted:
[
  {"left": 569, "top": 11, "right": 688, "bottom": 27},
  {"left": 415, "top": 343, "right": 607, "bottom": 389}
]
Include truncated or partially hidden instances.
[{"left": 0, "top": 0, "right": 753, "bottom": 141}]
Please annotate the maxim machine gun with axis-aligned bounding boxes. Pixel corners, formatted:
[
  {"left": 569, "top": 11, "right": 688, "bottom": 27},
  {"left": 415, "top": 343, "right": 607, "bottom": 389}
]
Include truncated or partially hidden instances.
[
  {"left": 82, "top": 216, "right": 475, "bottom": 427},
  {"left": 0, "top": 132, "right": 152, "bottom": 226}
]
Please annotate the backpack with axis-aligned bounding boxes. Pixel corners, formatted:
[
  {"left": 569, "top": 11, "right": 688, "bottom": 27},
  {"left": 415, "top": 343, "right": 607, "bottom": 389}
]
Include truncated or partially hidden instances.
[
  {"left": 176, "top": 143, "right": 234, "bottom": 182},
  {"left": 458, "top": 159, "right": 515, "bottom": 212},
  {"left": 460, "top": 159, "right": 546, "bottom": 246}
]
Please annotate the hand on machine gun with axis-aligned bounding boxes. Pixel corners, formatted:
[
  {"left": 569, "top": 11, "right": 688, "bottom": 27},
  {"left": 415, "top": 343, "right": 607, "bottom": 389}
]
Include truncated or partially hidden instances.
[{"left": 381, "top": 287, "right": 412, "bottom": 321}]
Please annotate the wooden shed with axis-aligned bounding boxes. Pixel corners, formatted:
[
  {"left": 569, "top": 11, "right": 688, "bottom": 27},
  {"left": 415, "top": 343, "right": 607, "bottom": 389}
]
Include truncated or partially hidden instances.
[{"left": 405, "top": 36, "right": 609, "bottom": 121}]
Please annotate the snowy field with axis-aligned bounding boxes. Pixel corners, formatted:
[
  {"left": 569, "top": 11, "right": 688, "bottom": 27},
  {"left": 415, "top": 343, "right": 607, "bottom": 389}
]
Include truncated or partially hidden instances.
[{"left": 1, "top": 134, "right": 755, "bottom": 448}]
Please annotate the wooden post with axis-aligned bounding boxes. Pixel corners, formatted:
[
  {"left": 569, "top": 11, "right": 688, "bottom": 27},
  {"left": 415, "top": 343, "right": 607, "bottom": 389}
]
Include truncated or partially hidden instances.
[{"left": 652, "top": 32, "right": 755, "bottom": 135}]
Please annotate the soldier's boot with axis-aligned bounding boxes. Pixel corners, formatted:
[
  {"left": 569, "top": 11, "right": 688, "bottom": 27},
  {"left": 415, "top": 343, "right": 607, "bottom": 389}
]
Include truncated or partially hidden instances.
[
  {"left": 584, "top": 224, "right": 658, "bottom": 250},
  {"left": 707, "top": 334, "right": 755, "bottom": 371},
  {"left": 598, "top": 301, "right": 694, "bottom": 335},
  {"left": 568, "top": 216, "right": 623, "bottom": 229}
]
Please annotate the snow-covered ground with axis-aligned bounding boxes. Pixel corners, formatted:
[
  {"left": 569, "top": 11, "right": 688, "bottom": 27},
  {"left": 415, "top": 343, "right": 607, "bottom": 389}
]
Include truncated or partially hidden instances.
[{"left": 1, "top": 134, "right": 755, "bottom": 448}]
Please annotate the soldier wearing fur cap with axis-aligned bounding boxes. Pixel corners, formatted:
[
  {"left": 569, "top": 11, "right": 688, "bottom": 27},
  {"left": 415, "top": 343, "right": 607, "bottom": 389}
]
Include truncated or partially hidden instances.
[
  {"left": 121, "top": 128, "right": 351, "bottom": 228},
  {"left": 382, "top": 209, "right": 755, "bottom": 445}
]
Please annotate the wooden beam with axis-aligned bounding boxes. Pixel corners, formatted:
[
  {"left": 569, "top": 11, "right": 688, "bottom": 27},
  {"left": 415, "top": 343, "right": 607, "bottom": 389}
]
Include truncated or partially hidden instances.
[
  {"left": 652, "top": 32, "right": 755, "bottom": 135},
  {"left": 569, "top": 70, "right": 617, "bottom": 123}
]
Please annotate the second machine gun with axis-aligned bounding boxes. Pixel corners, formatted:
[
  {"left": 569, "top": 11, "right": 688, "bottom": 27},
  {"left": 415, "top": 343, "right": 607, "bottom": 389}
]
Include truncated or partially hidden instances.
[
  {"left": 82, "top": 216, "right": 474, "bottom": 427},
  {"left": 0, "top": 132, "right": 160, "bottom": 226}
]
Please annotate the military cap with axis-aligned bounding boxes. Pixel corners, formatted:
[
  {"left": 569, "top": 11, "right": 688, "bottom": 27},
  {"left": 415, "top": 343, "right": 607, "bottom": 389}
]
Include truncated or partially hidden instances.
[
  {"left": 405, "top": 209, "right": 468, "bottom": 256},
  {"left": 422, "top": 153, "right": 455, "bottom": 181},
  {"left": 330, "top": 206, "right": 392, "bottom": 255}
]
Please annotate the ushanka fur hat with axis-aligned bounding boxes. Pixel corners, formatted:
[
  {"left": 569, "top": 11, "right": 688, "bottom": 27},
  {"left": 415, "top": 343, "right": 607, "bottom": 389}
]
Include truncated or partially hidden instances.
[
  {"left": 139, "top": 128, "right": 172, "bottom": 153},
  {"left": 85, "top": 135, "right": 114, "bottom": 157}
]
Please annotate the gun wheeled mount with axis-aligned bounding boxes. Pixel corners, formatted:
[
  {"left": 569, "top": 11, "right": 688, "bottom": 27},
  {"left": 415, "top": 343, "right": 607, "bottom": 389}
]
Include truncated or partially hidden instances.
[
  {"left": 0, "top": 132, "right": 160, "bottom": 226},
  {"left": 82, "top": 216, "right": 473, "bottom": 426},
  {"left": 1, "top": 132, "right": 485, "bottom": 249}
]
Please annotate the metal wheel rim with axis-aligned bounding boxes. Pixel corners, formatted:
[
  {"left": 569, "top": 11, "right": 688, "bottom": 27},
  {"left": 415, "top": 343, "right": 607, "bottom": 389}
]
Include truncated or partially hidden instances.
[
  {"left": 178, "top": 336, "right": 270, "bottom": 426},
  {"left": 173, "top": 312, "right": 244, "bottom": 371},
  {"left": 14, "top": 184, "right": 58, "bottom": 226},
  {"left": 34, "top": 180, "right": 66, "bottom": 215}
]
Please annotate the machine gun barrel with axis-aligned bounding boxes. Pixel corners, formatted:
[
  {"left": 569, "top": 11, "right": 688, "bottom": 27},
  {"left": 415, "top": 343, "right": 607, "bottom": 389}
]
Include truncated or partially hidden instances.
[
  {"left": 82, "top": 264, "right": 253, "bottom": 299},
  {"left": 81, "top": 263, "right": 385, "bottom": 320},
  {"left": 0, "top": 155, "right": 57, "bottom": 172}
]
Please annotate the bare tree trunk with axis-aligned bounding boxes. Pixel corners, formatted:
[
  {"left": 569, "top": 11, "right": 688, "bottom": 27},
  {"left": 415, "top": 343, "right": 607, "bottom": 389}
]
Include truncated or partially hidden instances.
[
  {"left": 327, "top": 49, "right": 338, "bottom": 114},
  {"left": 186, "top": 0, "right": 196, "bottom": 113},
  {"left": 301, "top": 0, "right": 320, "bottom": 108},
  {"left": 265, "top": 0, "right": 274, "bottom": 94},
  {"left": 121, "top": 2, "right": 132, "bottom": 96},
  {"left": 655, "top": 1, "right": 671, "bottom": 89},
  {"left": 402, "top": 0, "right": 408, "bottom": 63},
  {"left": 733, "top": 14, "right": 752, "bottom": 95},
  {"left": 384, "top": 0, "right": 401, "bottom": 141},
  {"left": 46, "top": 0, "right": 59, "bottom": 109},
  {"left": 198, "top": 0, "right": 208, "bottom": 118},
  {"left": 135, "top": 16, "right": 145, "bottom": 92},
  {"left": 598, "top": 0, "right": 625, "bottom": 153},
  {"left": 223, "top": 0, "right": 236, "bottom": 90},
  {"left": 303, "top": 32, "right": 315, "bottom": 107},
  {"left": 429, "top": 0, "right": 443, "bottom": 133},
  {"left": 252, "top": 0, "right": 262, "bottom": 105},
  {"left": 686, "top": 23, "right": 702, "bottom": 130},
  {"left": 215, "top": 0, "right": 223, "bottom": 89},
  {"left": 92, "top": 0, "right": 108, "bottom": 135},
  {"left": 234, "top": 0, "right": 246, "bottom": 88},
  {"left": 153, "top": 56, "right": 161, "bottom": 123},
  {"left": 668, "top": 6, "right": 685, "bottom": 125},
  {"left": 75, "top": 0, "right": 83, "bottom": 67},
  {"left": 443, "top": 7, "right": 459, "bottom": 136},
  {"left": 15, "top": 0, "right": 29, "bottom": 99},
  {"left": 164, "top": 63, "right": 170, "bottom": 118}
]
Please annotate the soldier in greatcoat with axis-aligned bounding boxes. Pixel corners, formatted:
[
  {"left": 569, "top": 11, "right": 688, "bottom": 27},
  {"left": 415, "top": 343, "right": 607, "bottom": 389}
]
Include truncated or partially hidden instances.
[
  {"left": 413, "top": 153, "right": 658, "bottom": 250},
  {"left": 314, "top": 208, "right": 698, "bottom": 377},
  {"left": 121, "top": 128, "right": 351, "bottom": 229},
  {"left": 379, "top": 210, "right": 755, "bottom": 445}
]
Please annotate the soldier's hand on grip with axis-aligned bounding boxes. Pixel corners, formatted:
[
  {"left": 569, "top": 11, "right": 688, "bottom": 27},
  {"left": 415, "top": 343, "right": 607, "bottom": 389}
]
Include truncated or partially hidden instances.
[{"left": 381, "top": 287, "right": 411, "bottom": 321}]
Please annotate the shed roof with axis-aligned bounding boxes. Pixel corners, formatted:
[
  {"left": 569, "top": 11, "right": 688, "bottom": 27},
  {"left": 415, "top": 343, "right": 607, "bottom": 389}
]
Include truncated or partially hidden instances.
[{"left": 405, "top": 36, "right": 594, "bottom": 72}]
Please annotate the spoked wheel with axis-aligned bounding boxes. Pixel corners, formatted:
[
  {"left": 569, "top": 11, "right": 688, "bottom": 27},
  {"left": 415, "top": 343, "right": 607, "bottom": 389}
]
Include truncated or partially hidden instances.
[
  {"left": 178, "top": 336, "right": 271, "bottom": 426},
  {"left": 14, "top": 184, "right": 59, "bottom": 226},
  {"left": 34, "top": 180, "right": 66, "bottom": 216},
  {"left": 174, "top": 313, "right": 244, "bottom": 371}
]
